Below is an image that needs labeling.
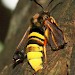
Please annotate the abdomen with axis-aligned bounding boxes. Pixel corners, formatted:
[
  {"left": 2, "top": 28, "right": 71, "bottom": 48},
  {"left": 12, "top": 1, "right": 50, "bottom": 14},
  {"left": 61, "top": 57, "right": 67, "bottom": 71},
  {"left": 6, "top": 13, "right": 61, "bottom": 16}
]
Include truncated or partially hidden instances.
[{"left": 26, "top": 27, "right": 45, "bottom": 71}]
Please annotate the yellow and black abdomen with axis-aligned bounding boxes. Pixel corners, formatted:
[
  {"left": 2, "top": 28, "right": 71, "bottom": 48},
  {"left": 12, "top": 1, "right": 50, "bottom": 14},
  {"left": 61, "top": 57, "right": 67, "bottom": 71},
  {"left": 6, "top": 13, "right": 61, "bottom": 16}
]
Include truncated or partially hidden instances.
[{"left": 26, "top": 26, "right": 45, "bottom": 71}]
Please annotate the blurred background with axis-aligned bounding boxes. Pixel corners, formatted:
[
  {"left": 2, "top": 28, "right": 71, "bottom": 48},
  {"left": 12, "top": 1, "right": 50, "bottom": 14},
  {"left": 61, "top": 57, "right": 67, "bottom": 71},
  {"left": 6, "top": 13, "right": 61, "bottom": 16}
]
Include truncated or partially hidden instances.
[{"left": 0, "top": 0, "right": 19, "bottom": 53}]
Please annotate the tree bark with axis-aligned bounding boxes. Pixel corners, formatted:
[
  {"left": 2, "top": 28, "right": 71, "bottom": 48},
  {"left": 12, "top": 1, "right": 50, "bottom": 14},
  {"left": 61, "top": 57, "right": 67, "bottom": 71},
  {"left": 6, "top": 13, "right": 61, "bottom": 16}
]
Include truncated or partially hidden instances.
[{"left": 0, "top": 0, "right": 75, "bottom": 75}]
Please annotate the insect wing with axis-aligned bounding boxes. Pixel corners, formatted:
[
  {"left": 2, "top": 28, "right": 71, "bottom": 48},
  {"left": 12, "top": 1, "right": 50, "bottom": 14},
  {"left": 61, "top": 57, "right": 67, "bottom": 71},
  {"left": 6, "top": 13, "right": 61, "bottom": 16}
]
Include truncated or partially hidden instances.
[
  {"left": 13, "top": 26, "right": 31, "bottom": 68},
  {"left": 44, "top": 19, "right": 65, "bottom": 50},
  {"left": 16, "top": 26, "right": 31, "bottom": 49}
]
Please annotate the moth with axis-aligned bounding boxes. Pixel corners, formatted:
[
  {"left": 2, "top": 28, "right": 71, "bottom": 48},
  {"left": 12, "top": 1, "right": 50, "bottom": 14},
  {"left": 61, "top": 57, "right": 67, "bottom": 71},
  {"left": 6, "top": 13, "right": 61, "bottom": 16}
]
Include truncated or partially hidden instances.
[{"left": 13, "top": 0, "right": 66, "bottom": 72}]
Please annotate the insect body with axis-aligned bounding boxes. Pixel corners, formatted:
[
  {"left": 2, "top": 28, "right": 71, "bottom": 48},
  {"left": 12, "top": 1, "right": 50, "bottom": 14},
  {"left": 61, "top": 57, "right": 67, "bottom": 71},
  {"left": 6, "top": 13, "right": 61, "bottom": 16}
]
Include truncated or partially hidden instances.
[
  {"left": 26, "top": 25, "right": 45, "bottom": 71},
  {"left": 13, "top": 0, "right": 66, "bottom": 72}
]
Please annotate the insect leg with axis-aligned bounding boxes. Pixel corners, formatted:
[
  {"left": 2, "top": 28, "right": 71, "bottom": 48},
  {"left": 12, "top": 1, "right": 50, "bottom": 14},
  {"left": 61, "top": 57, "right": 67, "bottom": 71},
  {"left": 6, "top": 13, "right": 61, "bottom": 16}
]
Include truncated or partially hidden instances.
[
  {"left": 31, "top": 0, "right": 43, "bottom": 9},
  {"left": 44, "top": 39, "right": 47, "bottom": 64},
  {"left": 49, "top": 2, "right": 63, "bottom": 14}
]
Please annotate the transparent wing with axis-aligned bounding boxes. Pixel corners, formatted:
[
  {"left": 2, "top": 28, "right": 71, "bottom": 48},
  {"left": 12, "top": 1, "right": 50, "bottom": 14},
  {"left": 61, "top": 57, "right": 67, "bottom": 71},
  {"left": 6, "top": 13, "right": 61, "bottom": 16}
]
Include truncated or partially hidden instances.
[{"left": 13, "top": 26, "right": 31, "bottom": 68}]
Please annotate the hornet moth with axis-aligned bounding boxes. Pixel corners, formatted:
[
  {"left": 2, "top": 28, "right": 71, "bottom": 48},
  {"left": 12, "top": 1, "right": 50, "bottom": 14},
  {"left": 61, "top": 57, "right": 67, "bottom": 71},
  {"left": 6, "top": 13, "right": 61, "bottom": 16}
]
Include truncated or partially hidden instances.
[{"left": 13, "top": 0, "right": 66, "bottom": 72}]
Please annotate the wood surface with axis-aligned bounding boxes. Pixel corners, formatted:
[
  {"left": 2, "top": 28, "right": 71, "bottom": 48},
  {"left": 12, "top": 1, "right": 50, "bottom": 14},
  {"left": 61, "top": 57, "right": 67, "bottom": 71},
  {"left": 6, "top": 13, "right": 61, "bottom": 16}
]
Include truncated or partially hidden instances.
[{"left": 0, "top": 0, "right": 75, "bottom": 75}]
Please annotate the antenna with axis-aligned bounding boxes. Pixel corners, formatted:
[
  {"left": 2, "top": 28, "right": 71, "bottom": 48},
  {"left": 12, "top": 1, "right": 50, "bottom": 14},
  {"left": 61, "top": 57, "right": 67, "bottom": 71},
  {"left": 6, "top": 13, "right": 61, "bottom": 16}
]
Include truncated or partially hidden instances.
[
  {"left": 46, "top": 0, "right": 63, "bottom": 14},
  {"left": 31, "top": 0, "right": 62, "bottom": 14},
  {"left": 31, "top": 0, "right": 43, "bottom": 10},
  {"left": 47, "top": 0, "right": 54, "bottom": 7},
  {"left": 49, "top": 2, "right": 62, "bottom": 14},
  {"left": 44, "top": 0, "right": 54, "bottom": 13}
]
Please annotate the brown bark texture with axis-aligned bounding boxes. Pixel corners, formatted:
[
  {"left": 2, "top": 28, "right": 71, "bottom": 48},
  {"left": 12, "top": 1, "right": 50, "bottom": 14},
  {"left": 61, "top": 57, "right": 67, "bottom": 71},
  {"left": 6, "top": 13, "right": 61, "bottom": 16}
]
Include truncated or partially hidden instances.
[{"left": 0, "top": 0, "right": 75, "bottom": 75}]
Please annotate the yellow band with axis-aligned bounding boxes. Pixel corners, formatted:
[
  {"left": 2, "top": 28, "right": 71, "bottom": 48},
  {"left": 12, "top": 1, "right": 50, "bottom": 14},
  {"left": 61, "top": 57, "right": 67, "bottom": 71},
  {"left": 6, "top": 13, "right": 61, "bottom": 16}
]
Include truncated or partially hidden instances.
[
  {"left": 28, "top": 32, "right": 45, "bottom": 40},
  {"left": 27, "top": 52, "right": 43, "bottom": 60}
]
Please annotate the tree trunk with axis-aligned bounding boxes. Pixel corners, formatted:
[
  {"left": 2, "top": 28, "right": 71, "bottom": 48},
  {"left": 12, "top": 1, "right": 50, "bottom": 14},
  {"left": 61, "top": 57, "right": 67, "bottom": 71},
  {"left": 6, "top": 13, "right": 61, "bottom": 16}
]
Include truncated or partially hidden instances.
[{"left": 0, "top": 0, "right": 75, "bottom": 75}]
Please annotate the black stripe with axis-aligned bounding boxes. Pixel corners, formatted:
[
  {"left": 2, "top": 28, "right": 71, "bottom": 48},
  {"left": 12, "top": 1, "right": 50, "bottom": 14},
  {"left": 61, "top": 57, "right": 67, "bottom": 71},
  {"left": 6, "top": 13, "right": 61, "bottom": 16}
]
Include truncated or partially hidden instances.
[
  {"left": 28, "top": 36, "right": 44, "bottom": 41},
  {"left": 30, "top": 26, "right": 44, "bottom": 35},
  {"left": 27, "top": 39, "right": 44, "bottom": 46}
]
